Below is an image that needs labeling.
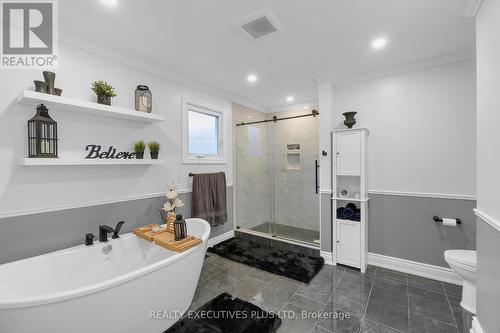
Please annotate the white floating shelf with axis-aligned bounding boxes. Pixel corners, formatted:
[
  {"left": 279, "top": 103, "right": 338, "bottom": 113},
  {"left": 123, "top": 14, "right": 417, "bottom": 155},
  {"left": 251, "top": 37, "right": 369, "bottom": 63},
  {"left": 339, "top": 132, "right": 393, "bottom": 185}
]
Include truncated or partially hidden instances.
[
  {"left": 17, "top": 90, "right": 166, "bottom": 123},
  {"left": 336, "top": 218, "right": 361, "bottom": 225},
  {"left": 20, "top": 158, "right": 165, "bottom": 166},
  {"left": 332, "top": 196, "right": 369, "bottom": 202}
]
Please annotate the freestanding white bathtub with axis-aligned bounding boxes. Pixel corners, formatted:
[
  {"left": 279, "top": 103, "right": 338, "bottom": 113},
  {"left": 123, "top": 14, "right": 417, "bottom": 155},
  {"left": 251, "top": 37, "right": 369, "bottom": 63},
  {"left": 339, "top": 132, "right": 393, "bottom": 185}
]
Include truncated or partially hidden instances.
[{"left": 0, "top": 218, "right": 210, "bottom": 333}]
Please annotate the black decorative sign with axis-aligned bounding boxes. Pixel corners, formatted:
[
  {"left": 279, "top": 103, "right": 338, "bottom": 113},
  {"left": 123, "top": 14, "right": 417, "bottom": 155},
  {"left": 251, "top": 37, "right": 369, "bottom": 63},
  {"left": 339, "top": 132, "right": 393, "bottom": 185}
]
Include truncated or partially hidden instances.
[{"left": 85, "top": 145, "right": 136, "bottom": 159}]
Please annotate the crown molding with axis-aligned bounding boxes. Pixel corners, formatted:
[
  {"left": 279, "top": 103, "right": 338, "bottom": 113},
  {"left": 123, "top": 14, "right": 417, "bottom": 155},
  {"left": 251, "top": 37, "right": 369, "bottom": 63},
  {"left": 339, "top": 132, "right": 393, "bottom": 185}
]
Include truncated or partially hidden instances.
[
  {"left": 314, "top": 49, "right": 476, "bottom": 86},
  {"left": 314, "top": 72, "right": 338, "bottom": 83},
  {"left": 58, "top": 32, "right": 265, "bottom": 112},
  {"left": 462, "top": 0, "right": 483, "bottom": 18},
  {"left": 265, "top": 100, "right": 319, "bottom": 114}
]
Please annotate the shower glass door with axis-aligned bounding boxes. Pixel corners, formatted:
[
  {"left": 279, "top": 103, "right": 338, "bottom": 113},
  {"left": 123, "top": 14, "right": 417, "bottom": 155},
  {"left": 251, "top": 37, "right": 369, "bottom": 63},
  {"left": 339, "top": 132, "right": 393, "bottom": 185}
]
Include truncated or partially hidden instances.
[
  {"left": 236, "top": 122, "right": 275, "bottom": 234},
  {"left": 236, "top": 113, "right": 319, "bottom": 246},
  {"left": 272, "top": 115, "right": 320, "bottom": 245}
]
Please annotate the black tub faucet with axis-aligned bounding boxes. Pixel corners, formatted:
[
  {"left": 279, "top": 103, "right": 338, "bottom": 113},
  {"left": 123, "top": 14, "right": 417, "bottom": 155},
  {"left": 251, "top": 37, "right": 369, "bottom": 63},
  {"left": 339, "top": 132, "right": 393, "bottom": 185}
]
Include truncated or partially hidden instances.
[
  {"left": 112, "top": 221, "right": 125, "bottom": 239},
  {"left": 99, "top": 225, "right": 114, "bottom": 242},
  {"left": 85, "top": 233, "right": 95, "bottom": 246}
]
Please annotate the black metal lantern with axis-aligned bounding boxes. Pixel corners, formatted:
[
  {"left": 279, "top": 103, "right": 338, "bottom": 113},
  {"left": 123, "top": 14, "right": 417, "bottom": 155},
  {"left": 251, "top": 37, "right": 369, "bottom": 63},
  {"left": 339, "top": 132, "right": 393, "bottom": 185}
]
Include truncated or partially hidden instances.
[
  {"left": 174, "top": 214, "right": 187, "bottom": 241},
  {"left": 28, "top": 104, "right": 58, "bottom": 158}
]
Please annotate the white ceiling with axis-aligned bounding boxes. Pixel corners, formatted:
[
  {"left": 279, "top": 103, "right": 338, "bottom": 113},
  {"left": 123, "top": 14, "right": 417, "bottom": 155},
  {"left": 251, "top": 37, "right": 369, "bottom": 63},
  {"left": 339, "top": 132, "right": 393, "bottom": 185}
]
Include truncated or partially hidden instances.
[{"left": 60, "top": 0, "right": 475, "bottom": 111}]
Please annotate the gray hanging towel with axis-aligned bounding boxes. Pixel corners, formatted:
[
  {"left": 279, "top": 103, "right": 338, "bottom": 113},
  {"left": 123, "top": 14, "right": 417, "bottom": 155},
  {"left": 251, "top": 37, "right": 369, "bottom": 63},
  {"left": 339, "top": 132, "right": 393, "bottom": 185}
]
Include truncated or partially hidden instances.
[{"left": 192, "top": 172, "right": 227, "bottom": 226}]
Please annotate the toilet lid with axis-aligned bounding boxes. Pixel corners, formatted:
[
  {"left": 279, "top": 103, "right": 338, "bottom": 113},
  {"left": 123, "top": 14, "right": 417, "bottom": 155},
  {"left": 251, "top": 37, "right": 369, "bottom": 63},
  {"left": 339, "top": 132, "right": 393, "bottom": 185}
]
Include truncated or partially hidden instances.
[{"left": 445, "top": 250, "right": 476, "bottom": 267}]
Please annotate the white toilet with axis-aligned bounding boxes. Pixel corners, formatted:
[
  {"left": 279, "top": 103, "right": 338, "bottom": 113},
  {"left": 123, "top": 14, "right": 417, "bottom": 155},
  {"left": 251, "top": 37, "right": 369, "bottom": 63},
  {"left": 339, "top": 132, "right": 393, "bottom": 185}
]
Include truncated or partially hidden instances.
[{"left": 444, "top": 249, "right": 477, "bottom": 314}]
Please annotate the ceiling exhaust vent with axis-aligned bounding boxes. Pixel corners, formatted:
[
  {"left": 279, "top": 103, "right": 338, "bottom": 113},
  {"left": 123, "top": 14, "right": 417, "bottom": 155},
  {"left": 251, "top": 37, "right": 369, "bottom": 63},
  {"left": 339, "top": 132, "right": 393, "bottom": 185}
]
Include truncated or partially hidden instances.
[{"left": 233, "top": 7, "right": 285, "bottom": 40}]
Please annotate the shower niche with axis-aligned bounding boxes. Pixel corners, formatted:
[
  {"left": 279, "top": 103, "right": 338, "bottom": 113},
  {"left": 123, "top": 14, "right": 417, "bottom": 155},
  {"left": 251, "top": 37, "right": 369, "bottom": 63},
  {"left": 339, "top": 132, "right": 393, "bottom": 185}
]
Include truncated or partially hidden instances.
[{"left": 285, "top": 144, "right": 301, "bottom": 170}]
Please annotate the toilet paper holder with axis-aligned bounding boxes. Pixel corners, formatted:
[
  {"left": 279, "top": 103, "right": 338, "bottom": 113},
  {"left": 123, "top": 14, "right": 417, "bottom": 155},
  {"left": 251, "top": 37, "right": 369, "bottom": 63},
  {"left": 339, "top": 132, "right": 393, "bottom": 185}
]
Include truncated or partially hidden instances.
[{"left": 433, "top": 216, "right": 462, "bottom": 224}]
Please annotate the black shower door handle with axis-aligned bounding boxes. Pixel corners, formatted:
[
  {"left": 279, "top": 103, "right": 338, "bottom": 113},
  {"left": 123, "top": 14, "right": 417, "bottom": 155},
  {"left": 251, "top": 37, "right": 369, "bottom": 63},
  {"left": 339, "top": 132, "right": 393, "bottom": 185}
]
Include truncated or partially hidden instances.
[{"left": 315, "top": 160, "right": 319, "bottom": 194}]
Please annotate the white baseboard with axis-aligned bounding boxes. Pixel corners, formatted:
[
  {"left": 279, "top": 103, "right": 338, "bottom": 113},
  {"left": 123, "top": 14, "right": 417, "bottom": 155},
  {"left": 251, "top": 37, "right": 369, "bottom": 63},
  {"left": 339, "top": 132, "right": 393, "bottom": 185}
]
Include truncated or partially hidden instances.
[
  {"left": 470, "top": 317, "right": 483, "bottom": 333},
  {"left": 208, "top": 230, "right": 235, "bottom": 247},
  {"left": 368, "top": 252, "right": 462, "bottom": 285},
  {"left": 320, "top": 251, "right": 334, "bottom": 266}
]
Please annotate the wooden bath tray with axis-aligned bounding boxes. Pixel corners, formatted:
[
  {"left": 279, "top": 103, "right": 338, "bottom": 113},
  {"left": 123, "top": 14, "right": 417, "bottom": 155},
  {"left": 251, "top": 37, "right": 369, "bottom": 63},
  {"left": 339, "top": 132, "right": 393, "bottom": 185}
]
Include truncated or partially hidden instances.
[
  {"left": 133, "top": 224, "right": 202, "bottom": 252},
  {"left": 133, "top": 224, "right": 165, "bottom": 242}
]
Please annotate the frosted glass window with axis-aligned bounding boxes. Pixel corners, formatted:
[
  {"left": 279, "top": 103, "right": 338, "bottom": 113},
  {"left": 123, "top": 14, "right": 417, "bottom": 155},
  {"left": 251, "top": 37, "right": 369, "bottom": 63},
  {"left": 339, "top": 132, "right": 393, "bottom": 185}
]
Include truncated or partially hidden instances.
[{"left": 188, "top": 110, "right": 219, "bottom": 155}]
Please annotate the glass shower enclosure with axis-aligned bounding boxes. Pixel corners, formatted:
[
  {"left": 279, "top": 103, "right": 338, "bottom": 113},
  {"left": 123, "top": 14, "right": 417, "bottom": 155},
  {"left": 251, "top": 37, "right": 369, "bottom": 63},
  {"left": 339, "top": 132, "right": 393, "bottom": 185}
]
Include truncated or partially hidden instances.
[{"left": 235, "top": 111, "right": 320, "bottom": 246}]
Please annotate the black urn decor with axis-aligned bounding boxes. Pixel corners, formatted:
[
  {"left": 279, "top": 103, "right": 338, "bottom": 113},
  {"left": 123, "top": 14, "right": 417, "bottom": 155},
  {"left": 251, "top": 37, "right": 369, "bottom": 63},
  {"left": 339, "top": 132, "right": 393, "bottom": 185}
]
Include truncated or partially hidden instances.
[
  {"left": 34, "top": 80, "right": 47, "bottom": 93},
  {"left": 174, "top": 214, "right": 187, "bottom": 241},
  {"left": 28, "top": 104, "right": 58, "bottom": 158},
  {"left": 42, "top": 71, "right": 56, "bottom": 95},
  {"left": 33, "top": 71, "right": 62, "bottom": 96},
  {"left": 342, "top": 111, "right": 357, "bottom": 128}
]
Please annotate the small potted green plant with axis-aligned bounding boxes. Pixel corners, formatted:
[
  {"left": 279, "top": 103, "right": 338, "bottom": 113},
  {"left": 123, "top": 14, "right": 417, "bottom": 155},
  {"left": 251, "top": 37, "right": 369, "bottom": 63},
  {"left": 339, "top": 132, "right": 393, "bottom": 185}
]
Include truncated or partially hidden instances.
[
  {"left": 148, "top": 141, "right": 161, "bottom": 159},
  {"left": 91, "top": 80, "right": 117, "bottom": 105},
  {"left": 133, "top": 140, "right": 146, "bottom": 159}
]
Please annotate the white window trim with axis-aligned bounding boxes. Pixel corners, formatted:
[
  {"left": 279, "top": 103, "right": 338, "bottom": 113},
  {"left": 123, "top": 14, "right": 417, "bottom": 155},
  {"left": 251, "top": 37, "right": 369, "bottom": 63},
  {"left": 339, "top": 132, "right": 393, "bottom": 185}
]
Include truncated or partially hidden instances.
[{"left": 182, "top": 97, "right": 226, "bottom": 164}]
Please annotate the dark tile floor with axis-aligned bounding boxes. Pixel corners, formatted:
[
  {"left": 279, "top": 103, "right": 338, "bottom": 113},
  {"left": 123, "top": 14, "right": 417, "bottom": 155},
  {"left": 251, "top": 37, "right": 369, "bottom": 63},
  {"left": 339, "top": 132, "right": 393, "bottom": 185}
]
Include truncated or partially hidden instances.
[{"left": 190, "top": 253, "right": 473, "bottom": 333}]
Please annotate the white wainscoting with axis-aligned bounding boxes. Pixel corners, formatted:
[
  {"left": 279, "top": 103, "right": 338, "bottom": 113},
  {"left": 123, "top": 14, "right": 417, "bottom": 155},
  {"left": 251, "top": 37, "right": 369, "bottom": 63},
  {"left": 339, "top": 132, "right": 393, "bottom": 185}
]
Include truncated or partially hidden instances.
[
  {"left": 320, "top": 189, "right": 476, "bottom": 200},
  {"left": 367, "top": 190, "right": 476, "bottom": 201},
  {"left": 368, "top": 252, "right": 461, "bottom": 285},
  {"left": 474, "top": 208, "right": 500, "bottom": 233},
  {"left": 207, "top": 230, "right": 235, "bottom": 248},
  {"left": 0, "top": 184, "right": 234, "bottom": 219}
]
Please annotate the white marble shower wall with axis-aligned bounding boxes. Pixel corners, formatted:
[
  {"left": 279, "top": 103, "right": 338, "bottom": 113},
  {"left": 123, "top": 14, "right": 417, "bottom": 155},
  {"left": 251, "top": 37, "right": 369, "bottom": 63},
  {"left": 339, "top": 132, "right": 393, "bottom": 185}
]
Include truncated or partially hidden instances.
[{"left": 272, "top": 110, "right": 319, "bottom": 232}]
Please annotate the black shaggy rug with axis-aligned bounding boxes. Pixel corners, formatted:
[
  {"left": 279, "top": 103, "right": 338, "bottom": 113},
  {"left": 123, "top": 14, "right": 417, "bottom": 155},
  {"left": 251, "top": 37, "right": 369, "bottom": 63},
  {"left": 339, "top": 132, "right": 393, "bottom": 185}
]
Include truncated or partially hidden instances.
[
  {"left": 165, "top": 293, "right": 281, "bottom": 333},
  {"left": 207, "top": 237, "right": 324, "bottom": 283}
]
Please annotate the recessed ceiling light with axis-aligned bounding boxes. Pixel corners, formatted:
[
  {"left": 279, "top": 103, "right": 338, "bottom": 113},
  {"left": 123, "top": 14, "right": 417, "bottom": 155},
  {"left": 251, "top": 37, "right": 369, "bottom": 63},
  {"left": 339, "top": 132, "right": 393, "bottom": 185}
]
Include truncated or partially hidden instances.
[
  {"left": 100, "top": 0, "right": 118, "bottom": 7},
  {"left": 286, "top": 96, "right": 294, "bottom": 102},
  {"left": 247, "top": 74, "right": 258, "bottom": 83},
  {"left": 303, "top": 106, "right": 309, "bottom": 109},
  {"left": 371, "top": 37, "right": 387, "bottom": 50}
]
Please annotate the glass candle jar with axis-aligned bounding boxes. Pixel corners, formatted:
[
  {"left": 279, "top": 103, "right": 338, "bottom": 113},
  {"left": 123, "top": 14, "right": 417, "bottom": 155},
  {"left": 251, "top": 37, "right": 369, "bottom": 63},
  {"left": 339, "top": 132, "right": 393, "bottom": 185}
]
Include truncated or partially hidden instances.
[{"left": 135, "top": 85, "right": 152, "bottom": 113}]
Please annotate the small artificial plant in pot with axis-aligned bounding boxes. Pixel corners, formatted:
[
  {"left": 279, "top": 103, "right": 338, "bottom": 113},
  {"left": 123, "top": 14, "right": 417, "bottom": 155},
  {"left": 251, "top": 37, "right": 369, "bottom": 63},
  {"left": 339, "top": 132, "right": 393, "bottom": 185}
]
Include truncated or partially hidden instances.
[
  {"left": 91, "top": 80, "right": 117, "bottom": 105},
  {"left": 133, "top": 140, "right": 146, "bottom": 159},
  {"left": 148, "top": 141, "right": 161, "bottom": 159}
]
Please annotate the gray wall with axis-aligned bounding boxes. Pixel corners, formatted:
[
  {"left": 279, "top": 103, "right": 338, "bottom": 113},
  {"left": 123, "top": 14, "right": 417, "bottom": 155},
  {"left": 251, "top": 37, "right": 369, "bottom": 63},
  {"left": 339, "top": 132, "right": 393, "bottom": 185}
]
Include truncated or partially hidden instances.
[
  {"left": 476, "top": 220, "right": 500, "bottom": 333},
  {"left": 367, "top": 194, "right": 476, "bottom": 267},
  {"left": 320, "top": 193, "right": 476, "bottom": 267},
  {"left": 0, "top": 187, "right": 233, "bottom": 264}
]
